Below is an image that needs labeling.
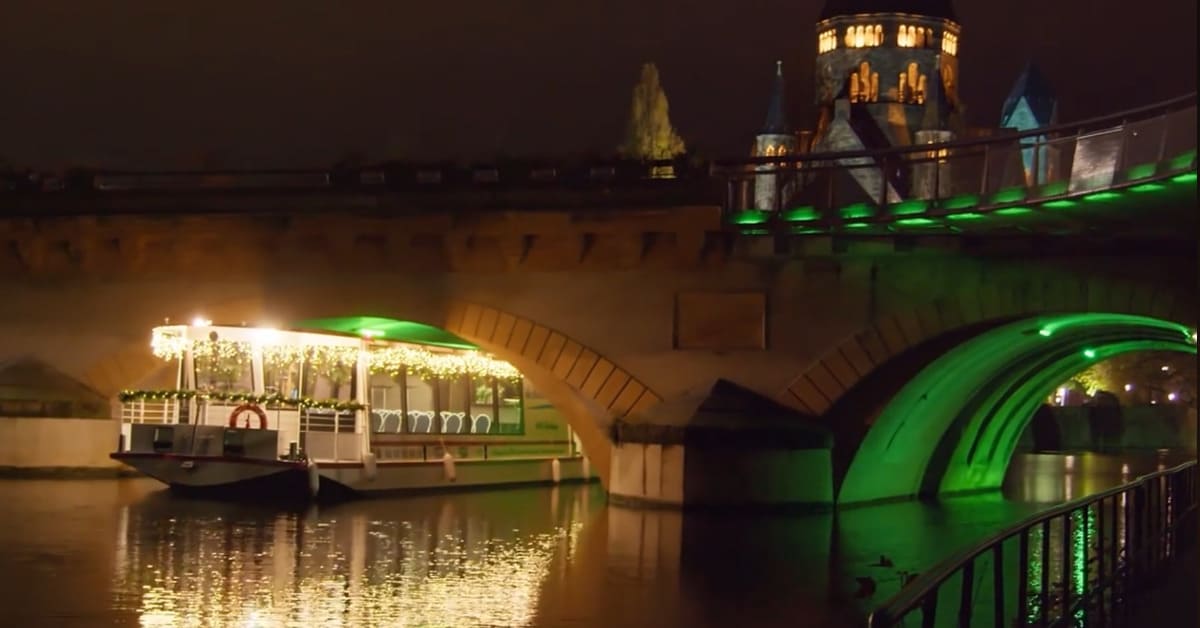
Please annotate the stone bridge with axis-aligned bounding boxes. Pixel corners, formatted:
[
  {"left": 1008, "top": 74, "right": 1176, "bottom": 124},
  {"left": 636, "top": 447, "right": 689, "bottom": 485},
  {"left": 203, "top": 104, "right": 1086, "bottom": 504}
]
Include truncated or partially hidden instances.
[{"left": 0, "top": 95, "right": 1195, "bottom": 509}]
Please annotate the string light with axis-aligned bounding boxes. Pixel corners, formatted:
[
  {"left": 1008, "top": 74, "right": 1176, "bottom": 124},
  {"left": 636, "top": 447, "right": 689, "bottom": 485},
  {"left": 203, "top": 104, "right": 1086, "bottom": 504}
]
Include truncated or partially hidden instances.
[
  {"left": 150, "top": 326, "right": 190, "bottom": 360},
  {"left": 369, "top": 346, "right": 521, "bottom": 382},
  {"left": 149, "top": 327, "right": 522, "bottom": 383},
  {"left": 118, "top": 389, "right": 365, "bottom": 412}
]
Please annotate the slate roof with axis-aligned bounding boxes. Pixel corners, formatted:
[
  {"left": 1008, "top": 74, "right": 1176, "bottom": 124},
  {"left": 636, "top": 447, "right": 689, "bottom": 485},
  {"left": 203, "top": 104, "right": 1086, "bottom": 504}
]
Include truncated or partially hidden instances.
[
  {"left": 761, "top": 61, "right": 791, "bottom": 135},
  {"left": 1001, "top": 61, "right": 1057, "bottom": 126}
]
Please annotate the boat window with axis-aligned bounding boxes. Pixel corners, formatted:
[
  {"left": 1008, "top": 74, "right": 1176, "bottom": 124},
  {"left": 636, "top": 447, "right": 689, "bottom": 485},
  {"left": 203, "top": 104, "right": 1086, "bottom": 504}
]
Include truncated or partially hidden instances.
[
  {"left": 193, "top": 341, "right": 253, "bottom": 394},
  {"left": 438, "top": 375, "right": 471, "bottom": 434},
  {"left": 407, "top": 376, "right": 437, "bottom": 433},
  {"left": 262, "top": 348, "right": 302, "bottom": 399},
  {"left": 470, "top": 376, "right": 496, "bottom": 434},
  {"left": 498, "top": 379, "right": 524, "bottom": 434}
]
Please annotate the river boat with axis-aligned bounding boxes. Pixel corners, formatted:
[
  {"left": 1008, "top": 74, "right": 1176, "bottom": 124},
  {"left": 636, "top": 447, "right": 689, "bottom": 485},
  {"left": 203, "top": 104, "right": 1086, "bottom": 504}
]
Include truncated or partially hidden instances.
[{"left": 111, "top": 319, "right": 595, "bottom": 500}]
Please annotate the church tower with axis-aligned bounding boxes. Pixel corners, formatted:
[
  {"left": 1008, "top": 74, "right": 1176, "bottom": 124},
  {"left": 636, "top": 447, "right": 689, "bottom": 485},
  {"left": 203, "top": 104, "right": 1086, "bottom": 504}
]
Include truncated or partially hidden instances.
[
  {"left": 753, "top": 61, "right": 797, "bottom": 211},
  {"left": 811, "top": 0, "right": 963, "bottom": 153}
]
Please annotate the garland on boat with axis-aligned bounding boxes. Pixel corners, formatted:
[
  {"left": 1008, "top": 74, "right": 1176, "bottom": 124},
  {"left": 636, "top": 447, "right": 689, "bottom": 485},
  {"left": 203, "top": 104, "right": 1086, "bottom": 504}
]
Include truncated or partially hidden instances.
[
  {"left": 117, "top": 389, "right": 366, "bottom": 412},
  {"left": 150, "top": 329, "right": 521, "bottom": 383}
]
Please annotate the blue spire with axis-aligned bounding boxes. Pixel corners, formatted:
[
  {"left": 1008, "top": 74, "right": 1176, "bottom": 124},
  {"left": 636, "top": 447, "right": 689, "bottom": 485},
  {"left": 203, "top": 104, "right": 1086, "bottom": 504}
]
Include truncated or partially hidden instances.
[
  {"left": 1002, "top": 61, "right": 1057, "bottom": 127},
  {"left": 761, "top": 61, "right": 790, "bottom": 135}
]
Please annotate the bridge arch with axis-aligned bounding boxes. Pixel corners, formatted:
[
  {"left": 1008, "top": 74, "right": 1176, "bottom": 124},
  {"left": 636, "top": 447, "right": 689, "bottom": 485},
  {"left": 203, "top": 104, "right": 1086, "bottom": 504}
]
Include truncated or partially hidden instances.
[
  {"left": 80, "top": 296, "right": 663, "bottom": 487},
  {"left": 837, "top": 313, "right": 1195, "bottom": 504},
  {"left": 778, "top": 274, "right": 1197, "bottom": 504}
]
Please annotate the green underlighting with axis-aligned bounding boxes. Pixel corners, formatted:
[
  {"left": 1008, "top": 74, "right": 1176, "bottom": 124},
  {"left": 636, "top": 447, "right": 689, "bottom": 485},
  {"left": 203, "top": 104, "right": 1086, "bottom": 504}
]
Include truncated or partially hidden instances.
[
  {"left": 945, "top": 212, "right": 985, "bottom": 221},
  {"left": 990, "top": 187, "right": 1026, "bottom": 204},
  {"left": 1171, "top": 172, "right": 1197, "bottom": 184},
  {"left": 895, "top": 217, "right": 939, "bottom": 226},
  {"left": 840, "top": 203, "right": 874, "bottom": 219},
  {"left": 783, "top": 206, "right": 819, "bottom": 222},
  {"left": 791, "top": 227, "right": 825, "bottom": 235},
  {"left": 731, "top": 210, "right": 770, "bottom": 225},
  {"left": 942, "top": 194, "right": 979, "bottom": 210},
  {"left": 994, "top": 206, "right": 1034, "bottom": 216},
  {"left": 742, "top": 228, "right": 771, "bottom": 235},
  {"left": 839, "top": 313, "right": 1196, "bottom": 504},
  {"left": 1082, "top": 191, "right": 1121, "bottom": 202},
  {"left": 1038, "top": 180, "right": 1069, "bottom": 197},
  {"left": 1042, "top": 199, "right": 1077, "bottom": 209},
  {"left": 1125, "top": 162, "right": 1158, "bottom": 181},
  {"left": 890, "top": 199, "right": 928, "bottom": 216},
  {"left": 295, "top": 316, "right": 477, "bottom": 349},
  {"left": 844, "top": 222, "right": 871, "bottom": 229},
  {"left": 1169, "top": 150, "right": 1197, "bottom": 170},
  {"left": 1129, "top": 182, "right": 1166, "bottom": 193}
]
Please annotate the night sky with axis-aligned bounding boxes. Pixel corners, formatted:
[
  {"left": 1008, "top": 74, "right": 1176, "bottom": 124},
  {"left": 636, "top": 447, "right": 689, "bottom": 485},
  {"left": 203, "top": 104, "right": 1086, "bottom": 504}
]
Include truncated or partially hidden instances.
[{"left": 1, "top": 0, "right": 1195, "bottom": 170}]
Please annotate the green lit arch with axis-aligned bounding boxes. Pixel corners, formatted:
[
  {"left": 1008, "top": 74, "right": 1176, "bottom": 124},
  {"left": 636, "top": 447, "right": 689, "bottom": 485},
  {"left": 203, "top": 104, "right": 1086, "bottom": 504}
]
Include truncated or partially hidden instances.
[{"left": 838, "top": 313, "right": 1196, "bottom": 505}]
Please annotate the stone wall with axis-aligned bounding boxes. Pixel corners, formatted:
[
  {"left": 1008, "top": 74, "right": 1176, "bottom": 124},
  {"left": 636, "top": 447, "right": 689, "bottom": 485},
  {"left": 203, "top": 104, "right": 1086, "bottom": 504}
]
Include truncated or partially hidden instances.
[{"left": 0, "top": 417, "right": 124, "bottom": 473}]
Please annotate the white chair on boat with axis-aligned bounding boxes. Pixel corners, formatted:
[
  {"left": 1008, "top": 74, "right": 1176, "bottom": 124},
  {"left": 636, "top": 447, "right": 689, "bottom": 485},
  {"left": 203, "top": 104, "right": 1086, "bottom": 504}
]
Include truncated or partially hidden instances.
[
  {"left": 413, "top": 411, "right": 433, "bottom": 434},
  {"left": 404, "top": 412, "right": 418, "bottom": 433},
  {"left": 473, "top": 414, "right": 491, "bottom": 434},
  {"left": 381, "top": 412, "right": 400, "bottom": 434},
  {"left": 442, "top": 412, "right": 460, "bottom": 434},
  {"left": 370, "top": 412, "right": 384, "bottom": 433}
]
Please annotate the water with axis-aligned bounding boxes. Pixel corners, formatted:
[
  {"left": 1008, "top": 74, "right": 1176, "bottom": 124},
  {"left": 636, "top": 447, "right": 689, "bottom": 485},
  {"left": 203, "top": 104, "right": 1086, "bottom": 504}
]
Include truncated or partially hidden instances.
[{"left": 0, "top": 451, "right": 1189, "bottom": 627}]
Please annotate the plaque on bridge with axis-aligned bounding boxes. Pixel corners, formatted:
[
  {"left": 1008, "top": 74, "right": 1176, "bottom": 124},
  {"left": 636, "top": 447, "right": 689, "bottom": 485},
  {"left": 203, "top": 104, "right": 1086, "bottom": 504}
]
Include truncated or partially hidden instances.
[{"left": 673, "top": 292, "right": 766, "bottom": 350}]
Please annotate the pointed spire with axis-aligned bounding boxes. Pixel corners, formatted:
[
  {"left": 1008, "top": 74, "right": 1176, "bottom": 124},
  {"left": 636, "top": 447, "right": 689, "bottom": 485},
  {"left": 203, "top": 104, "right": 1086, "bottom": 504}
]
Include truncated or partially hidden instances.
[
  {"left": 760, "top": 60, "right": 790, "bottom": 135},
  {"left": 1001, "top": 61, "right": 1057, "bottom": 126}
]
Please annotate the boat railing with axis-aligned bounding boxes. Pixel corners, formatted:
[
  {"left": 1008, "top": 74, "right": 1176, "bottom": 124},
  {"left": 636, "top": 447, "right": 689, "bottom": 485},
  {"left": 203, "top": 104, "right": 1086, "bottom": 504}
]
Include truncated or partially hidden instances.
[
  {"left": 370, "top": 438, "right": 575, "bottom": 463},
  {"left": 867, "top": 460, "right": 1198, "bottom": 628},
  {"left": 119, "top": 398, "right": 181, "bottom": 424}
]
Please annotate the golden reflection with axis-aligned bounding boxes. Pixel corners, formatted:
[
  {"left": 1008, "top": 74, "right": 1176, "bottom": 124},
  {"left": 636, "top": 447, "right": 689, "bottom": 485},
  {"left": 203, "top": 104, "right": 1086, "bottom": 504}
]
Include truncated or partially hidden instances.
[{"left": 113, "top": 490, "right": 590, "bottom": 628}]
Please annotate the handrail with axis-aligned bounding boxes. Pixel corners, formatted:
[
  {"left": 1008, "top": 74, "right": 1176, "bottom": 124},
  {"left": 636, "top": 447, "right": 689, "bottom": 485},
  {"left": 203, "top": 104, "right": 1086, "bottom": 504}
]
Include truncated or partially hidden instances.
[
  {"left": 715, "top": 92, "right": 1196, "bottom": 168},
  {"left": 868, "top": 460, "right": 1198, "bottom": 627},
  {"left": 1, "top": 93, "right": 1193, "bottom": 186}
]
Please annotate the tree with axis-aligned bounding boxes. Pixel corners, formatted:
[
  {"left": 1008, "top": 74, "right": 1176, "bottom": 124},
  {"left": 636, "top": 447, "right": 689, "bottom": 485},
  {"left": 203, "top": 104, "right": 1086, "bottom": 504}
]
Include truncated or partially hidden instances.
[
  {"left": 619, "top": 63, "right": 686, "bottom": 162},
  {"left": 1067, "top": 350, "right": 1196, "bottom": 406}
]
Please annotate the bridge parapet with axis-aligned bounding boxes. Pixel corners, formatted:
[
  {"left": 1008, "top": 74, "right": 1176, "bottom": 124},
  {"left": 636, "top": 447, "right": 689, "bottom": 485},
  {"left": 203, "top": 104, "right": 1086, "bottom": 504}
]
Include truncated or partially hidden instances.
[
  {"left": 2, "top": 95, "right": 1193, "bottom": 240},
  {"left": 717, "top": 93, "right": 1197, "bottom": 236}
]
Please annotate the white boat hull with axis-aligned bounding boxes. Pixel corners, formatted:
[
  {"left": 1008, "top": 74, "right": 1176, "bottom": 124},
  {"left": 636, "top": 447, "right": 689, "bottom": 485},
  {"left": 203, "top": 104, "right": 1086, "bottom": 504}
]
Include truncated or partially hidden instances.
[{"left": 110, "top": 452, "right": 596, "bottom": 501}]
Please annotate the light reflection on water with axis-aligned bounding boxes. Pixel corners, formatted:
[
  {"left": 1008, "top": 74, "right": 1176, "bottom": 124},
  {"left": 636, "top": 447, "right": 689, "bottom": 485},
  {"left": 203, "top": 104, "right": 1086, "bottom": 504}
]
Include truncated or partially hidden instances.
[{"left": 0, "top": 451, "right": 1190, "bottom": 627}]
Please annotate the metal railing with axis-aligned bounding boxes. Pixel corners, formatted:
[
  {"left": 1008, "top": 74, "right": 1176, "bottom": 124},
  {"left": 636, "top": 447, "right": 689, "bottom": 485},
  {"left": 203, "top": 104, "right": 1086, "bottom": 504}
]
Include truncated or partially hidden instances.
[
  {"left": 119, "top": 398, "right": 181, "bottom": 424},
  {"left": 3, "top": 94, "right": 1193, "bottom": 222},
  {"left": 718, "top": 93, "right": 1196, "bottom": 223},
  {"left": 867, "top": 460, "right": 1197, "bottom": 628}
]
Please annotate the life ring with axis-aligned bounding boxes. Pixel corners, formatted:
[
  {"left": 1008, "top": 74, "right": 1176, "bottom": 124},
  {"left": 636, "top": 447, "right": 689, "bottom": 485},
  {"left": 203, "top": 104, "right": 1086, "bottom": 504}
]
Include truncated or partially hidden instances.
[{"left": 229, "top": 403, "right": 268, "bottom": 429}]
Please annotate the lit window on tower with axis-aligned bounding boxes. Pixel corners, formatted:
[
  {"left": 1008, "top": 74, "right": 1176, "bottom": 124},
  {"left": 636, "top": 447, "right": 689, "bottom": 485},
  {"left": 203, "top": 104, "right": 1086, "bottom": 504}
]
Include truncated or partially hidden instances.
[
  {"left": 844, "top": 24, "right": 883, "bottom": 48},
  {"left": 849, "top": 61, "right": 879, "bottom": 103},
  {"left": 897, "top": 25, "right": 932, "bottom": 48},
  {"left": 897, "top": 62, "right": 927, "bottom": 104},
  {"left": 819, "top": 29, "right": 838, "bottom": 53},
  {"left": 942, "top": 32, "right": 958, "bottom": 56}
]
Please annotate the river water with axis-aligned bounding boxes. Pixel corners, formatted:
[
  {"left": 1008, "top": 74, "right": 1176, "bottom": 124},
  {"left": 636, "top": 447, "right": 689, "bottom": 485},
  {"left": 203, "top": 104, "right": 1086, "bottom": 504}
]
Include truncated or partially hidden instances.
[{"left": 0, "top": 451, "right": 1190, "bottom": 628}]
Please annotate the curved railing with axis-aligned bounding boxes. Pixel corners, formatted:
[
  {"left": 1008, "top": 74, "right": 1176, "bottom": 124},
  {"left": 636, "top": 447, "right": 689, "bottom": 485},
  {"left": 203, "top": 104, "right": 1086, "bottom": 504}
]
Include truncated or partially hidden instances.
[
  {"left": 718, "top": 92, "right": 1197, "bottom": 233},
  {"left": 1, "top": 94, "right": 1195, "bottom": 229},
  {"left": 867, "top": 460, "right": 1198, "bottom": 628}
]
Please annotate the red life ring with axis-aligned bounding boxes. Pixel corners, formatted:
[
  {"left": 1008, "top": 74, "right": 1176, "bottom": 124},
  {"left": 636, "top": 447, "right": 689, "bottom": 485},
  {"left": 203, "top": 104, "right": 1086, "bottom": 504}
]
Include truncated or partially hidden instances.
[{"left": 229, "top": 403, "right": 268, "bottom": 429}]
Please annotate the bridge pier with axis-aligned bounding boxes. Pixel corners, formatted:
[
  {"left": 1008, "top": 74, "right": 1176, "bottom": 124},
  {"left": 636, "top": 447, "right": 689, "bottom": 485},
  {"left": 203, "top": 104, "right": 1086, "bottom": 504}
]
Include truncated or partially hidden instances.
[{"left": 607, "top": 379, "right": 834, "bottom": 509}]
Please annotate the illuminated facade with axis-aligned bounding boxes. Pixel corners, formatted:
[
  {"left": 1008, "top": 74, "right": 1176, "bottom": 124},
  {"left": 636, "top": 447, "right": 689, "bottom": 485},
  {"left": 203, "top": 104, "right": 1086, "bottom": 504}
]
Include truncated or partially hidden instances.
[{"left": 811, "top": 0, "right": 963, "bottom": 152}]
